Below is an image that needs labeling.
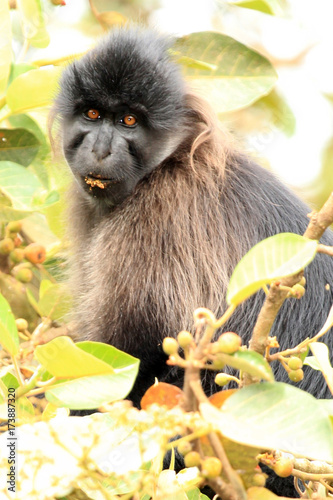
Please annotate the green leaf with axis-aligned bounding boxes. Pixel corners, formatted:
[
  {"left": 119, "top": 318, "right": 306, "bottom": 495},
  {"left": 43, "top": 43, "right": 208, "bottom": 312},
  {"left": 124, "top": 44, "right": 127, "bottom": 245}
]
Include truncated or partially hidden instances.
[
  {"left": 42, "top": 197, "right": 66, "bottom": 239},
  {"left": 8, "top": 63, "right": 37, "bottom": 86},
  {"left": 304, "top": 136, "right": 333, "bottom": 210},
  {"left": 76, "top": 341, "right": 137, "bottom": 371},
  {"left": 187, "top": 489, "right": 210, "bottom": 500},
  {"left": 229, "top": 0, "right": 284, "bottom": 16},
  {"left": 309, "top": 342, "right": 333, "bottom": 394},
  {"left": 8, "top": 113, "right": 50, "bottom": 162},
  {"left": 43, "top": 342, "right": 140, "bottom": 409},
  {"left": 0, "top": 186, "right": 33, "bottom": 220},
  {"left": 201, "top": 382, "right": 333, "bottom": 462},
  {"left": 0, "top": 128, "right": 40, "bottom": 166},
  {"left": 1, "top": 371, "right": 19, "bottom": 390},
  {"left": 26, "top": 288, "right": 43, "bottom": 316},
  {"left": 220, "top": 350, "right": 274, "bottom": 381},
  {"left": 173, "top": 54, "right": 217, "bottom": 72},
  {"left": 2, "top": 372, "right": 35, "bottom": 422},
  {"left": 6, "top": 66, "right": 62, "bottom": 114},
  {"left": 0, "top": 293, "right": 19, "bottom": 356},
  {"left": 227, "top": 233, "right": 318, "bottom": 306},
  {"left": 17, "top": 0, "right": 50, "bottom": 48},
  {"left": 0, "top": 379, "right": 6, "bottom": 402},
  {"left": 37, "top": 283, "right": 71, "bottom": 321},
  {"left": 21, "top": 213, "right": 59, "bottom": 250},
  {"left": 39, "top": 279, "right": 53, "bottom": 299},
  {"left": 35, "top": 336, "right": 115, "bottom": 378},
  {"left": 0, "top": 161, "right": 42, "bottom": 210},
  {"left": 318, "top": 399, "right": 333, "bottom": 416},
  {"left": 174, "top": 32, "right": 277, "bottom": 113},
  {"left": 254, "top": 89, "right": 296, "bottom": 137},
  {"left": 303, "top": 355, "right": 321, "bottom": 371},
  {"left": 0, "top": 0, "right": 12, "bottom": 96},
  {"left": 17, "top": 396, "right": 35, "bottom": 423}
]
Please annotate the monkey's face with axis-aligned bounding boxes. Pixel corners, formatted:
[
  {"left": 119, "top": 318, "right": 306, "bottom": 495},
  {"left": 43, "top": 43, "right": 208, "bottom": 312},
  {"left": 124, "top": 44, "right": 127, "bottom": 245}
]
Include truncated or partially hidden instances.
[
  {"left": 54, "top": 28, "right": 189, "bottom": 207},
  {"left": 62, "top": 104, "right": 186, "bottom": 206}
]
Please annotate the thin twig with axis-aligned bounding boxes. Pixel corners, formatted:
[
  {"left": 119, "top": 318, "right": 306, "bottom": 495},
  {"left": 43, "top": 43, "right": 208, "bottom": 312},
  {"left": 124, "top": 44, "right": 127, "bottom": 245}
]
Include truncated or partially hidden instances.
[
  {"left": 317, "top": 244, "right": 333, "bottom": 257},
  {"left": 12, "top": 355, "right": 24, "bottom": 386},
  {"left": 208, "top": 431, "right": 247, "bottom": 500}
]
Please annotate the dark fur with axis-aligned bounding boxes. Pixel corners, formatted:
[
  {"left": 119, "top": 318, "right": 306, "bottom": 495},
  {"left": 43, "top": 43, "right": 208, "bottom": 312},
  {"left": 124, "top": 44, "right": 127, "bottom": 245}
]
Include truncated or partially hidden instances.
[{"left": 54, "top": 28, "right": 333, "bottom": 497}]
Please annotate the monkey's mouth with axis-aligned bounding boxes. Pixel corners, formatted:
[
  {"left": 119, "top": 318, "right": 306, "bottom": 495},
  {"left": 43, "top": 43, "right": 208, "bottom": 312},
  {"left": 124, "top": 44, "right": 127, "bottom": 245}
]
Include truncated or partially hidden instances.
[{"left": 84, "top": 174, "right": 123, "bottom": 190}]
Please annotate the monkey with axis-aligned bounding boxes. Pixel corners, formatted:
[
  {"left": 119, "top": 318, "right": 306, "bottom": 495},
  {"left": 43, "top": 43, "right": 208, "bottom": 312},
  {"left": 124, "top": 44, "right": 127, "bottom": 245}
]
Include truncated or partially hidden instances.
[{"left": 53, "top": 28, "right": 333, "bottom": 497}]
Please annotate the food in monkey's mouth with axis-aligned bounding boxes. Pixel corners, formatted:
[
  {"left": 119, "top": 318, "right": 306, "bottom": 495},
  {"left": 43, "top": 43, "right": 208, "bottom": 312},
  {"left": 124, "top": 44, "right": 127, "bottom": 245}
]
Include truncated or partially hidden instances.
[
  {"left": 84, "top": 175, "right": 122, "bottom": 189},
  {"left": 85, "top": 176, "right": 108, "bottom": 189}
]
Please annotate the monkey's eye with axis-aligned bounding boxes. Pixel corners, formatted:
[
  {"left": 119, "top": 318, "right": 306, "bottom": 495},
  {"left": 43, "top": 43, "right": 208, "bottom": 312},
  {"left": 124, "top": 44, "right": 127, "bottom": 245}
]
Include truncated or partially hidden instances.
[
  {"left": 85, "top": 109, "right": 101, "bottom": 120},
  {"left": 120, "top": 115, "right": 137, "bottom": 127}
]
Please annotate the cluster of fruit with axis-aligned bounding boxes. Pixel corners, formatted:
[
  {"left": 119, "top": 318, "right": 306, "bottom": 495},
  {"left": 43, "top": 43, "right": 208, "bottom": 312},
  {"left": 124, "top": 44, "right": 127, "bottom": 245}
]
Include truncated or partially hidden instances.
[
  {"left": 0, "top": 221, "right": 46, "bottom": 283},
  {"left": 177, "top": 440, "right": 223, "bottom": 480}
]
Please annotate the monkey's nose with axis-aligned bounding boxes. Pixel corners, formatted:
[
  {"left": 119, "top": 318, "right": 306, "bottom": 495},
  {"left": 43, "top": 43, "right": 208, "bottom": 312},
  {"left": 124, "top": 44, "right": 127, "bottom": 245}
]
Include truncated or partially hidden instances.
[{"left": 91, "top": 144, "right": 112, "bottom": 161}]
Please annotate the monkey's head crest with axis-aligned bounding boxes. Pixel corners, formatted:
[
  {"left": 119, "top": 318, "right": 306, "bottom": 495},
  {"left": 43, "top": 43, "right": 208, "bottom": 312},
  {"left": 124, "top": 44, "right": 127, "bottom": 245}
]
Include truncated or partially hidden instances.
[{"left": 55, "top": 28, "right": 186, "bottom": 130}]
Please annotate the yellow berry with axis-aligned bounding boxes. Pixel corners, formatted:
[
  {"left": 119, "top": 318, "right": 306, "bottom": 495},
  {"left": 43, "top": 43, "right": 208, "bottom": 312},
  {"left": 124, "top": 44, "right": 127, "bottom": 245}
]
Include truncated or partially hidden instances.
[
  {"left": 0, "top": 238, "right": 14, "bottom": 255},
  {"left": 162, "top": 337, "right": 179, "bottom": 356},
  {"left": 217, "top": 332, "right": 242, "bottom": 354},
  {"left": 184, "top": 451, "right": 201, "bottom": 468},
  {"left": 9, "top": 248, "right": 25, "bottom": 264},
  {"left": 252, "top": 473, "right": 267, "bottom": 486},
  {"left": 292, "top": 284, "right": 305, "bottom": 299},
  {"left": 215, "top": 373, "right": 230, "bottom": 387},
  {"left": 273, "top": 457, "right": 294, "bottom": 478},
  {"left": 177, "top": 331, "right": 192, "bottom": 348},
  {"left": 6, "top": 221, "right": 22, "bottom": 233},
  {"left": 14, "top": 268, "right": 33, "bottom": 283},
  {"left": 288, "top": 357, "right": 302, "bottom": 370},
  {"left": 201, "top": 457, "right": 222, "bottom": 479},
  {"left": 288, "top": 369, "right": 304, "bottom": 382},
  {"left": 15, "top": 318, "right": 28, "bottom": 331}
]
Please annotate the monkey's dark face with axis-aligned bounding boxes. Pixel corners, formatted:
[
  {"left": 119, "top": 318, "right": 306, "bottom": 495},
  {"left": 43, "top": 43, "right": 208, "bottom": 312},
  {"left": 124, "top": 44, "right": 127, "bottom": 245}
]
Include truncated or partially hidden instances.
[
  {"left": 62, "top": 102, "right": 186, "bottom": 206},
  {"left": 55, "top": 28, "right": 189, "bottom": 207}
]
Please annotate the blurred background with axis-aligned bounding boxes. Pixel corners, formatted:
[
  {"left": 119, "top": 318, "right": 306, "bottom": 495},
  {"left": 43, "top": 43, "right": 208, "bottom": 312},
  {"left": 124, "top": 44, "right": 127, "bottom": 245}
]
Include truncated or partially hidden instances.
[{"left": 8, "top": 0, "right": 333, "bottom": 210}]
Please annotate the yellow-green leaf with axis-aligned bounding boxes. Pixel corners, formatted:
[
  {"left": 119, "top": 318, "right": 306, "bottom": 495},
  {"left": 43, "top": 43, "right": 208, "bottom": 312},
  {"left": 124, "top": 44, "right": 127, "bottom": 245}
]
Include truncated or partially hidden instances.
[
  {"left": 175, "top": 32, "right": 277, "bottom": 113},
  {"left": 220, "top": 350, "right": 274, "bottom": 381},
  {"left": 16, "top": 396, "right": 35, "bottom": 423},
  {"left": 254, "top": 89, "right": 296, "bottom": 137},
  {"left": 0, "top": 161, "right": 42, "bottom": 210},
  {"left": 42, "top": 403, "right": 69, "bottom": 421},
  {"left": 35, "top": 336, "right": 115, "bottom": 378},
  {"left": 43, "top": 341, "right": 140, "bottom": 409},
  {"left": 309, "top": 343, "right": 333, "bottom": 395},
  {"left": 0, "top": 294, "right": 19, "bottom": 356},
  {"left": 39, "top": 279, "right": 53, "bottom": 299},
  {"left": 201, "top": 382, "right": 333, "bottom": 462},
  {"left": 6, "top": 66, "right": 62, "bottom": 114},
  {"left": 0, "top": 0, "right": 12, "bottom": 96},
  {"left": 227, "top": 233, "right": 318, "bottom": 306},
  {"left": 0, "top": 128, "right": 40, "bottom": 166},
  {"left": 229, "top": 0, "right": 285, "bottom": 16},
  {"left": 37, "top": 283, "right": 71, "bottom": 321}
]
